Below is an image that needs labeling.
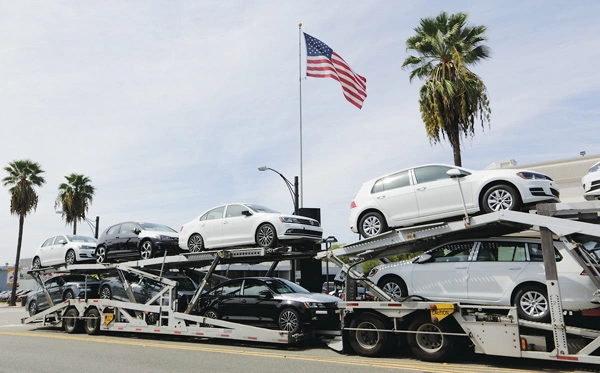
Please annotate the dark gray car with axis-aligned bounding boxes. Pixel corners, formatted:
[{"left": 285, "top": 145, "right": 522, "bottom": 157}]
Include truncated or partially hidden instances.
[{"left": 25, "top": 274, "right": 100, "bottom": 316}]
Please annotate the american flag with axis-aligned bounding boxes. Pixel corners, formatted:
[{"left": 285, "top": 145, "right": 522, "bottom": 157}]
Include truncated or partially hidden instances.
[{"left": 304, "top": 33, "right": 367, "bottom": 109}]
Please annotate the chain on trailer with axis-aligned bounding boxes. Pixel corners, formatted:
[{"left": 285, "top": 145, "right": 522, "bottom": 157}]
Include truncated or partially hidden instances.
[
  {"left": 22, "top": 245, "right": 330, "bottom": 345},
  {"left": 318, "top": 202, "right": 600, "bottom": 364}
]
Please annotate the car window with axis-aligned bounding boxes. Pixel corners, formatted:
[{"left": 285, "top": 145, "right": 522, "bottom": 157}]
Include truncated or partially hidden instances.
[
  {"left": 246, "top": 204, "right": 279, "bottom": 213},
  {"left": 54, "top": 235, "right": 67, "bottom": 245},
  {"left": 413, "top": 166, "right": 456, "bottom": 184},
  {"left": 205, "top": 207, "right": 225, "bottom": 220},
  {"left": 46, "top": 278, "right": 59, "bottom": 289},
  {"left": 107, "top": 225, "right": 121, "bottom": 235},
  {"left": 485, "top": 242, "right": 528, "bottom": 262},
  {"left": 371, "top": 171, "right": 411, "bottom": 193},
  {"left": 211, "top": 279, "right": 242, "bottom": 296},
  {"left": 430, "top": 242, "right": 474, "bottom": 262},
  {"left": 68, "top": 235, "right": 96, "bottom": 243},
  {"left": 225, "top": 204, "right": 247, "bottom": 218},
  {"left": 120, "top": 222, "right": 138, "bottom": 234},
  {"left": 139, "top": 223, "right": 177, "bottom": 232},
  {"left": 588, "top": 162, "right": 600, "bottom": 173},
  {"left": 242, "top": 279, "right": 270, "bottom": 296},
  {"left": 42, "top": 237, "right": 55, "bottom": 247},
  {"left": 527, "top": 243, "right": 562, "bottom": 262}
]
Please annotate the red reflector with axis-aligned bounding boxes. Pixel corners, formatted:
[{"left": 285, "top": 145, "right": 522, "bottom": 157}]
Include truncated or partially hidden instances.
[
  {"left": 174, "top": 331, "right": 182, "bottom": 334},
  {"left": 196, "top": 332, "right": 204, "bottom": 336},
  {"left": 345, "top": 303, "right": 360, "bottom": 307},
  {"left": 221, "top": 334, "right": 230, "bottom": 338},
  {"left": 557, "top": 355, "right": 579, "bottom": 361},
  {"left": 135, "top": 328, "right": 142, "bottom": 331},
  {"left": 118, "top": 328, "right": 124, "bottom": 330},
  {"left": 248, "top": 336, "right": 258, "bottom": 340},
  {"left": 278, "top": 339, "right": 288, "bottom": 343},
  {"left": 154, "top": 329, "right": 161, "bottom": 332},
  {"left": 387, "top": 303, "right": 403, "bottom": 307},
  {"left": 350, "top": 201, "right": 357, "bottom": 209}
]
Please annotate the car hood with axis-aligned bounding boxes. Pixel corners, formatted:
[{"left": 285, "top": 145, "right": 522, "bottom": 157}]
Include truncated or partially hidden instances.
[{"left": 278, "top": 292, "right": 340, "bottom": 303}]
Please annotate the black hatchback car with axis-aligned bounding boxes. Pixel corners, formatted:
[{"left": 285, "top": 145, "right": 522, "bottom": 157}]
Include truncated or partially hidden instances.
[
  {"left": 198, "top": 277, "right": 340, "bottom": 334},
  {"left": 95, "top": 221, "right": 180, "bottom": 263},
  {"left": 25, "top": 274, "right": 100, "bottom": 316}
]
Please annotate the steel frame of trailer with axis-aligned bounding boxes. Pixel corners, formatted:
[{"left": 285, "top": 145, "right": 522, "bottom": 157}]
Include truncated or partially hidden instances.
[
  {"left": 319, "top": 202, "right": 600, "bottom": 364},
  {"left": 22, "top": 246, "right": 335, "bottom": 345}
]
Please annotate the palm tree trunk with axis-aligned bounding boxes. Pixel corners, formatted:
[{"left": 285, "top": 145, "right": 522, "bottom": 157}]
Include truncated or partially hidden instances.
[
  {"left": 9, "top": 214, "right": 24, "bottom": 306},
  {"left": 73, "top": 219, "right": 77, "bottom": 235}
]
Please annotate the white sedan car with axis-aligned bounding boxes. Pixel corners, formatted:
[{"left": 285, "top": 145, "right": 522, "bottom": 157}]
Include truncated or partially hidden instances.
[
  {"left": 179, "top": 203, "right": 323, "bottom": 252},
  {"left": 582, "top": 161, "right": 600, "bottom": 200},
  {"left": 349, "top": 163, "right": 560, "bottom": 238},
  {"left": 32, "top": 235, "right": 97, "bottom": 268},
  {"left": 368, "top": 237, "right": 599, "bottom": 322}
]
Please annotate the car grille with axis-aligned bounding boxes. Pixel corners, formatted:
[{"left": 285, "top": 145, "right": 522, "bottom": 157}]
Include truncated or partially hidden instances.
[
  {"left": 529, "top": 187, "right": 560, "bottom": 199},
  {"left": 589, "top": 181, "right": 600, "bottom": 193},
  {"left": 285, "top": 229, "right": 323, "bottom": 238},
  {"left": 551, "top": 188, "right": 560, "bottom": 198},
  {"left": 295, "top": 218, "right": 320, "bottom": 227}
]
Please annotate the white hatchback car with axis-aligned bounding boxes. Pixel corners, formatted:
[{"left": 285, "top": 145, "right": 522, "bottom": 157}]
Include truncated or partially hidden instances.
[
  {"left": 367, "top": 237, "right": 599, "bottom": 322},
  {"left": 32, "top": 235, "right": 97, "bottom": 268},
  {"left": 582, "top": 161, "right": 600, "bottom": 200},
  {"left": 179, "top": 203, "right": 323, "bottom": 252},
  {"left": 349, "top": 164, "right": 560, "bottom": 238}
]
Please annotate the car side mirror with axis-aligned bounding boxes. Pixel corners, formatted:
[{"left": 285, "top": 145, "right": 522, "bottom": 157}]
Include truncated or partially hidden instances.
[
  {"left": 242, "top": 210, "right": 252, "bottom": 217},
  {"left": 446, "top": 168, "right": 469, "bottom": 179},
  {"left": 414, "top": 253, "right": 434, "bottom": 264},
  {"left": 133, "top": 228, "right": 141, "bottom": 235},
  {"left": 258, "top": 290, "right": 273, "bottom": 298}
]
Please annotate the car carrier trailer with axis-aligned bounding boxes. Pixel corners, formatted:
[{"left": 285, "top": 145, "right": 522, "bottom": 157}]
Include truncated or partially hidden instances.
[
  {"left": 22, "top": 246, "right": 338, "bottom": 345},
  {"left": 318, "top": 202, "right": 600, "bottom": 364}
]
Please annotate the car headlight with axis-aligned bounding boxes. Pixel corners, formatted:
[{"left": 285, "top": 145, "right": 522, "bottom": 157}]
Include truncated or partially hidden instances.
[
  {"left": 516, "top": 172, "right": 552, "bottom": 181},
  {"left": 81, "top": 245, "right": 95, "bottom": 250},
  {"left": 280, "top": 217, "right": 301, "bottom": 224},
  {"left": 304, "top": 302, "right": 323, "bottom": 309},
  {"left": 368, "top": 268, "right": 379, "bottom": 277},
  {"left": 157, "top": 235, "right": 176, "bottom": 240}
]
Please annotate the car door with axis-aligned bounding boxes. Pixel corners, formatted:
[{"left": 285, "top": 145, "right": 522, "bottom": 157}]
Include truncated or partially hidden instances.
[
  {"left": 37, "top": 237, "right": 56, "bottom": 265},
  {"left": 104, "top": 224, "right": 122, "bottom": 252},
  {"left": 198, "top": 206, "right": 226, "bottom": 248},
  {"left": 467, "top": 240, "right": 530, "bottom": 303},
  {"left": 412, "top": 165, "right": 475, "bottom": 220},
  {"left": 239, "top": 279, "right": 278, "bottom": 322},
  {"left": 371, "top": 170, "right": 420, "bottom": 224},
  {"left": 409, "top": 242, "right": 474, "bottom": 301},
  {"left": 119, "top": 222, "right": 140, "bottom": 255},
  {"left": 209, "top": 279, "right": 243, "bottom": 320},
  {"left": 221, "top": 204, "right": 255, "bottom": 246},
  {"left": 51, "top": 235, "right": 68, "bottom": 265}
]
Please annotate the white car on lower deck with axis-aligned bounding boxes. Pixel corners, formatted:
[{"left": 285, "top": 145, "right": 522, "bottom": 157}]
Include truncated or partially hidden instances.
[
  {"left": 367, "top": 237, "right": 599, "bottom": 322},
  {"left": 179, "top": 203, "right": 323, "bottom": 251},
  {"left": 582, "top": 161, "right": 600, "bottom": 200}
]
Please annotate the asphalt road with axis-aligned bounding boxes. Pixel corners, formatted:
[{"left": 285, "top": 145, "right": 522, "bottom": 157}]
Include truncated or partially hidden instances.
[{"left": 1, "top": 304, "right": 598, "bottom": 373}]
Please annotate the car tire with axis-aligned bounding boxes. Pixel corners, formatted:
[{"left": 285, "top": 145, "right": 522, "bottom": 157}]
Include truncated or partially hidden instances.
[
  {"left": 407, "top": 314, "right": 454, "bottom": 362},
  {"left": 203, "top": 308, "right": 219, "bottom": 319},
  {"left": 65, "top": 250, "right": 77, "bottom": 266},
  {"left": 278, "top": 308, "right": 300, "bottom": 334},
  {"left": 359, "top": 211, "right": 388, "bottom": 238},
  {"left": 481, "top": 184, "right": 522, "bottom": 213},
  {"left": 378, "top": 276, "right": 408, "bottom": 299},
  {"left": 140, "top": 240, "right": 155, "bottom": 260},
  {"left": 32, "top": 257, "right": 41, "bottom": 269},
  {"left": 63, "top": 290, "right": 75, "bottom": 301},
  {"left": 188, "top": 234, "right": 205, "bottom": 252},
  {"left": 28, "top": 300, "right": 38, "bottom": 316},
  {"left": 63, "top": 307, "right": 82, "bottom": 334},
  {"left": 99, "top": 286, "right": 112, "bottom": 300},
  {"left": 83, "top": 308, "right": 101, "bottom": 335},
  {"left": 95, "top": 246, "right": 108, "bottom": 264},
  {"left": 256, "top": 223, "right": 277, "bottom": 248},
  {"left": 348, "top": 312, "right": 390, "bottom": 357},
  {"left": 514, "top": 285, "right": 550, "bottom": 322}
]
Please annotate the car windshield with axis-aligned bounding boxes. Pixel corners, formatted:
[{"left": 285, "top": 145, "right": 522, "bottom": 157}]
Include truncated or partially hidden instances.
[
  {"left": 246, "top": 204, "right": 279, "bottom": 214},
  {"left": 268, "top": 278, "right": 310, "bottom": 294},
  {"left": 67, "top": 235, "right": 96, "bottom": 243},
  {"left": 175, "top": 277, "right": 197, "bottom": 291},
  {"left": 589, "top": 162, "right": 600, "bottom": 173},
  {"left": 139, "top": 223, "right": 177, "bottom": 232}
]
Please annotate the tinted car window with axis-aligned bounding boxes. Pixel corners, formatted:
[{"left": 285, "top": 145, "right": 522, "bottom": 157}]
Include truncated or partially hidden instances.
[
  {"left": 120, "top": 222, "right": 138, "bottom": 234},
  {"left": 413, "top": 166, "right": 453, "bottom": 184},
  {"left": 139, "top": 223, "right": 177, "bottom": 232},
  {"left": 371, "top": 179, "right": 384, "bottom": 193},
  {"left": 206, "top": 207, "right": 225, "bottom": 220},
  {"left": 211, "top": 279, "right": 242, "bottom": 296},
  {"left": 42, "top": 237, "right": 55, "bottom": 247},
  {"left": 242, "top": 279, "right": 270, "bottom": 296},
  {"left": 54, "top": 235, "right": 67, "bottom": 245},
  {"left": 527, "top": 243, "right": 562, "bottom": 262},
  {"left": 225, "top": 204, "right": 247, "bottom": 218},
  {"left": 384, "top": 171, "right": 411, "bottom": 191}
]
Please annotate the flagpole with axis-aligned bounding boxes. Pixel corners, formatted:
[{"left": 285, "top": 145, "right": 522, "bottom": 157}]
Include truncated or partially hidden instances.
[{"left": 298, "top": 23, "right": 304, "bottom": 209}]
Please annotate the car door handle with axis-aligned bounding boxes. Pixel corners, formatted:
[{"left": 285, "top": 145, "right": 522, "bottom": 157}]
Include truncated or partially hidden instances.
[
  {"left": 223, "top": 221, "right": 228, "bottom": 225},
  {"left": 455, "top": 266, "right": 468, "bottom": 269},
  {"left": 416, "top": 187, "right": 427, "bottom": 191},
  {"left": 376, "top": 196, "right": 386, "bottom": 199},
  {"left": 241, "top": 299, "right": 246, "bottom": 304},
  {"left": 508, "top": 267, "right": 521, "bottom": 270}
]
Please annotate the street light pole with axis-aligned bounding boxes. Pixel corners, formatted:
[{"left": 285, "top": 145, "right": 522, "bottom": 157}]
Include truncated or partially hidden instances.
[{"left": 258, "top": 166, "right": 299, "bottom": 215}]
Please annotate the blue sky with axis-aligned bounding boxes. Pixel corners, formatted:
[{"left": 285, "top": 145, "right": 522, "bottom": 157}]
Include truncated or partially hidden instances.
[{"left": 1, "top": 1, "right": 599, "bottom": 265}]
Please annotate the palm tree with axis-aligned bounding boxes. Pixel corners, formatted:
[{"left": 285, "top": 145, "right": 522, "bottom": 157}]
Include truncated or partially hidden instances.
[
  {"left": 402, "top": 11, "right": 491, "bottom": 166},
  {"left": 3, "top": 160, "right": 45, "bottom": 306},
  {"left": 55, "top": 173, "right": 95, "bottom": 235}
]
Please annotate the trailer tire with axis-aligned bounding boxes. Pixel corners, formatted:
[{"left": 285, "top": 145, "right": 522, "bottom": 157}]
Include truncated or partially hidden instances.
[
  {"left": 348, "top": 313, "right": 390, "bottom": 357},
  {"left": 84, "top": 308, "right": 101, "bottom": 335},
  {"left": 63, "top": 307, "right": 82, "bottom": 334},
  {"left": 407, "top": 315, "right": 453, "bottom": 362}
]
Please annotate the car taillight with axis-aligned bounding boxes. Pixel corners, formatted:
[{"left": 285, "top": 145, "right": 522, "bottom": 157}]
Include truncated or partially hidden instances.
[
  {"left": 350, "top": 201, "right": 357, "bottom": 209},
  {"left": 581, "top": 266, "right": 599, "bottom": 276}
]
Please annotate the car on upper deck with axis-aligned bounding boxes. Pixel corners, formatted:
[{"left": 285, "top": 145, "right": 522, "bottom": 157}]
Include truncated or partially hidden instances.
[
  {"left": 32, "top": 234, "right": 97, "bottom": 268},
  {"left": 349, "top": 163, "right": 560, "bottom": 238},
  {"left": 179, "top": 203, "right": 323, "bottom": 252}
]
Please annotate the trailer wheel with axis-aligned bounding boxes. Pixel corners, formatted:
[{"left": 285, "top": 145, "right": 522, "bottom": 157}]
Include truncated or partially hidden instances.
[
  {"left": 63, "top": 308, "right": 82, "bottom": 334},
  {"left": 348, "top": 313, "right": 389, "bottom": 357},
  {"left": 84, "top": 308, "right": 101, "bottom": 335},
  {"left": 407, "top": 315, "right": 453, "bottom": 362}
]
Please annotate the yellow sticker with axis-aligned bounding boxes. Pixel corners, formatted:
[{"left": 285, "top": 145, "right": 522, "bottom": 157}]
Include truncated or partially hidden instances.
[
  {"left": 104, "top": 314, "right": 114, "bottom": 325},
  {"left": 430, "top": 304, "right": 455, "bottom": 322}
]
